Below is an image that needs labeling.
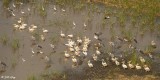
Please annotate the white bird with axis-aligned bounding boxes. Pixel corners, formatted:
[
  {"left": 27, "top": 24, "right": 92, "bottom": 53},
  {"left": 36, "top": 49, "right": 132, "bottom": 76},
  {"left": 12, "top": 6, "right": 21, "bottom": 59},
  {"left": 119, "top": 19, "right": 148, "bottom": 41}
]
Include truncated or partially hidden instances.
[
  {"left": 28, "top": 27, "right": 35, "bottom": 32},
  {"left": 22, "top": 58, "right": 26, "bottom": 62},
  {"left": 88, "top": 60, "right": 93, "bottom": 68},
  {"left": 83, "top": 51, "right": 87, "bottom": 56},
  {"left": 44, "top": 56, "right": 50, "bottom": 62},
  {"left": 13, "top": 3, "right": 16, "bottom": 8},
  {"left": 96, "top": 50, "right": 101, "bottom": 55},
  {"left": 19, "top": 25, "right": 26, "bottom": 30},
  {"left": 42, "top": 6, "right": 45, "bottom": 11},
  {"left": 69, "top": 47, "right": 74, "bottom": 52},
  {"left": 84, "top": 23, "right": 87, "bottom": 27},
  {"left": 31, "top": 48, "right": 35, "bottom": 54},
  {"left": 67, "top": 34, "right": 73, "bottom": 38},
  {"left": 31, "top": 36, "right": 36, "bottom": 41},
  {"left": 115, "top": 60, "right": 120, "bottom": 66},
  {"left": 61, "top": 9, "right": 65, "bottom": 12},
  {"left": 18, "top": 18, "right": 22, "bottom": 24},
  {"left": 109, "top": 41, "right": 115, "bottom": 46},
  {"left": 128, "top": 61, "right": 134, "bottom": 69},
  {"left": 40, "top": 35, "right": 45, "bottom": 41},
  {"left": 31, "top": 25, "right": 37, "bottom": 29},
  {"left": 72, "top": 56, "right": 77, "bottom": 63},
  {"left": 13, "top": 24, "right": 19, "bottom": 29},
  {"left": 11, "top": 12, "right": 15, "bottom": 16},
  {"left": 102, "top": 59, "right": 107, "bottom": 67},
  {"left": 122, "top": 61, "right": 127, "bottom": 69},
  {"left": 92, "top": 54, "right": 97, "bottom": 61},
  {"left": 143, "top": 65, "right": 150, "bottom": 72},
  {"left": 73, "top": 21, "right": 76, "bottom": 26},
  {"left": 77, "top": 37, "right": 82, "bottom": 44},
  {"left": 135, "top": 64, "right": 142, "bottom": 70},
  {"left": 64, "top": 51, "right": 70, "bottom": 58},
  {"left": 139, "top": 56, "right": 145, "bottom": 63},
  {"left": 50, "top": 44, "right": 55, "bottom": 49},
  {"left": 42, "top": 28, "right": 48, "bottom": 33},
  {"left": 21, "top": 10, "right": 24, "bottom": 14},
  {"left": 60, "top": 31, "right": 65, "bottom": 37},
  {"left": 94, "top": 34, "right": 98, "bottom": 40},
  {"left": 53, "top": 5, "right": 57, "bottom": 11},
  {"left": 28, "top": 8, "right": 30, "bottom": 11}
]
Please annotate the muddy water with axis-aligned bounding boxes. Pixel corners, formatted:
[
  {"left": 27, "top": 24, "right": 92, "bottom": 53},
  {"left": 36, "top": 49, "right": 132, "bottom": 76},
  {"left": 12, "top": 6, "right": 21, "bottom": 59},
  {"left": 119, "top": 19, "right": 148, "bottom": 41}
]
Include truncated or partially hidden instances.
[{"left": 0, "top": 1, "right": 160, "bottom": 80}]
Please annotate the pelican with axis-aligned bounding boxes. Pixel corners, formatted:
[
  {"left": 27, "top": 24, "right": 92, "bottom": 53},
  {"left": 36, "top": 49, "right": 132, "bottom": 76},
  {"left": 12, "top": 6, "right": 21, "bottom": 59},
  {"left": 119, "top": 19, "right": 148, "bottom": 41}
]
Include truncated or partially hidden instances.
[
  {"left": 37, "top": 50, "right": 43, "bottom": 54},
  {"left": 28, "top": 27, "right": 35, "bottom": 32},
  {"left": 44, "top": 56, "right": 50, "bottom": 62},
  {"left": 122, "top": 60, "right": 127, "bottom": 69},
  {"left": 102, "top": 59, "right": 107, "bottom": 67},
  {"left": 21, "top": 10, "right": 24, "bottom": 14},
  {"left": 96, "top": 49, "right": 101, "bottom": 55},
  {"left": 109, "top": 41, "right": 115, "bottom": 46},
  {"left": 13, "top": 24, "right": 19, "bottom": 29},
  {"left": 75, "top": 51, "right": 80, "bottom": 56},
  {"left": 84, "top": 23, "right": 87, "bottom": 27},
  {"left": 42, "top": 28, "right": 48, "bottom": 33},
  {"left": 135, "top": 63, "right": 142, "bottom": 70},
  {"left": 94, "top": 34, "right": 99, "bottom": 40},
  {"left": 92, "top": 54, "right": 97, "bottom": 61},
  {"left": 143, "top": 65, "right": 150, "bottom": 72},
  {"left": 151, "top": 40, "right": 156, "bottom": 46},
  {"left": 104, "top": 16, "right": 110, "bottom": 19},
  {"left": 28, "top": 8, "right": 30, "bottom": 11},
  {"left": 128, "top": 61, "right": 134, "bottom": 69},
  {"left": 61, "top": 9, "right": 65, "bottom": 12},
  {"left": 60, "top": 31, "right": 65, "bottom": 37},
  {"left": 73, "top": 21, "right": 76, "bottom": 26},
  {"left": 123, "top": 38, "right": 129, "bottom": 42},
  {"left": 22, "top": 58, "right": 26, "bottom": 62},
  {"left": 67, "top": 34, "right": 73, "bottom": 38},
  {"left": 77, "top": 37, "right": 82, "bottom": 44},
  {"left": 13, "top": 3, "right": 16, "bottom": 8},
  {"left": 115, "top": 60, "right": 120, "bottom": 66},
  {"left": 74, "top": 46, "right": 80, "bottom": 51},
  {"left": 88, "top": 60, "right": 93, "bottom": 68},
  {"left": 53, "top": 5, "right": 57, "bottom": 11},
  {"left": 31, "top": 25, "right": 37, "bottom": 29},
  {"left": 40, "top": 35, "right": 45, "bottom": 41},
  {"left": 42, "top": 6, "right": 45, "bottom": 11},
  {"left": 64, "top": 51, "right": 70, "bottom": 58},
  {"left": 31, "top": 36, "right": 36, "bottom": 41},
  {"left": 18, "top": 18, "right": 22, "bottom": 24},
  {"left": 72, "top": 56, "right": 77, "bottom": 63},
  {"left": 50, "top": 44, "right": 55, "bottom": 49},
  {"left": 11, "top": 12, "right": 15, "bottom": 16},
  {"left": 83, "top": 51, "right": 87, "bottom": 56},
  {"left": 139, "top": 56, "right": 145, "bottom": 63},
  {"left": 69, "top": 47, "right": 74, "bottom": 52},
  {"left": 19, "top": 24, "right": 26, "bottom": 30},
  {"left": 31, "top": 48, "right": 35, "bottom": 54}
]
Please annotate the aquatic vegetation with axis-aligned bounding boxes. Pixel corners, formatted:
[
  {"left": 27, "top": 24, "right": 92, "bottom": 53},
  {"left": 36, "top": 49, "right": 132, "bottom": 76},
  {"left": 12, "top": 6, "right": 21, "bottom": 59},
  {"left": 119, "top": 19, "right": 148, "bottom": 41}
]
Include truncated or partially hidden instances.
[
  {"left": 11, "top": 57, "right": 17, "bottom": 69},
  {"left": 27, "top": 75, "right": 37, "bottom": 80},
  {"left": 0, "top": 34, "right": 9, "bottom": 46},
  {"left": 2, "top": 0, "right": 11, "bottom": 8},
  {"left": 11, "top": 39, "right": 20, "bottom": 52}
]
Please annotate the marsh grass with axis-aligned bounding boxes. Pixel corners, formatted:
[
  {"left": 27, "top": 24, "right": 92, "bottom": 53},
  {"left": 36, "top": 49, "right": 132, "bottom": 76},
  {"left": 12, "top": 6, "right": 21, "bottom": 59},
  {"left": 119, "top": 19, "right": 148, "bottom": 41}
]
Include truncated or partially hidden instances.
[
  {"left": 11, "top": 57, "right": 17, "bottom": 69},
  {"left": 130, "top": 50, "right": 137, "bottom": 65},
  {"left": 27, "top": 75, "right": 37, "bottom": 80},
  {"left": 11, "top": 38, "right": 20, "bottom": 52},
  {"left": 32, "top": 32, "right": 41, "bottom": 42},
  {"left": 144, "top": 46, "right": 154, "bottom": 54},
  {"left": 38, "top": 4, "right": 47, "bottom": 17},
  {"left": 2, "top": 0, "right": 11, "bottom": 8},
  {"left": 40, "top": 71, "right": 67, "bottom": 80},
  {"left": 0, "top": 34, "right": 9, "bottom": 46},
  {"left": 50, "top": 35, "right": 59, "bottom": 44}
]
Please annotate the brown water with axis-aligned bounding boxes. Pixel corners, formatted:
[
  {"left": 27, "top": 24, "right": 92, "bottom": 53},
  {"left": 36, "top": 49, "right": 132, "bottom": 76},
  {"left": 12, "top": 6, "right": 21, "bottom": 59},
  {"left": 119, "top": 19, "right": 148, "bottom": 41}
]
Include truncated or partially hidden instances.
[{"left": 0, "top": 1, "right": 160, "bottom": 80}]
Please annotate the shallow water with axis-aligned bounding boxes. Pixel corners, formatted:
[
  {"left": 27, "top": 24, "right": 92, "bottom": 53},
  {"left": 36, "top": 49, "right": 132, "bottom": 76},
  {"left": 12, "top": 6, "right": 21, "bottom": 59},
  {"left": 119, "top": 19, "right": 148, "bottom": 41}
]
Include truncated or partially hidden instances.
[{"left": 0, "top": 1, "right": 160, "bottom": 80}]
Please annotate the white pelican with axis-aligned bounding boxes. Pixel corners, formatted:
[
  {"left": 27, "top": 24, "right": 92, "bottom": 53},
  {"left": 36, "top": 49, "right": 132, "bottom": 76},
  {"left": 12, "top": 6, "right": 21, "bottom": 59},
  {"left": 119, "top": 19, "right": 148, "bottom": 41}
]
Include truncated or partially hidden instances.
[
  {"left": 64, "top": 51, "right": 70, "bottom": 58},
  {"left": 42, "top": 6, "right": 45, "bottom": 11},
  {"left": 22, "top": 58, "right": 26, "bottom": 62},
  {"left": 72, "top": 56, "right": 77, "bottom": 63},
  {"left": 122, "top": 61, "right": 127, "bottom": 69},
  {"left": 42, "top": 28, "right": 48, "bottom": 33},
  {"left": 31, "top": 25, "right": 37, "bottom": 29},
  {"left": 13, "top": 3, "right": 16, "bottom": 8},
  {"left": 61, "top": 9, "right": 65, "bottom": 12},
  {"left": 94, "top": 34, "right": 98, "bottom": 40},
  {"left": 77, "top": 37, "right": 82, "bottom": 44},
  {"left": 19, "top": 25, "right": 26, "bottom": 30},
  {"left": 128, "top": 61, "right": 134, "bottom": 69},
  {"left": 139, "top": 56, "right": 145, "bottom": 63},
  {"left": 84, "top": 23, "right": 87, "bottom": 27},
  {"left": 11, "top": 12, "right": 15, "bottom": 16},
  {"left": 44, "top": 56, "right": 50, "bottom": 62},
  {"left": 21, "top": 10, "right": 24, "bottom": 14},
  {"left": 40, "top": 35, "right": 45, "bottom": 41},
  {"left": 88, "top": 60, "right": 93, "bottom": 68},
  {"left": 115, "top": 60, "right": 120, "bottom": 66},
  {"left": 31, "top": 36, "right": 36, "bottom": 41},
  {"left": 50, "top": 44, "right": 55, "bottom": 49},
  {"left": 28, "top": 27, "right": 35, "bottom": 32},
  {"left": 13, "top": 24, "right": 19, "bottom": 29},
  {"left": 96, "top": 50, "right": 101, "bottom": 55},
  {"left": 53, "top": 5, "right": 57, "bottom": 11},
  {"left": 109, "top": 41, "right": 115, "bottom": 46},
  {"left": 18, "top": 18, "right": 22, "bottom": 24},
  {"left": 60, "top": 31, "right": 65, "bottom": 37},
  {"left": 73, "top": 21, "right": 76, "bottom": 26},
  {"left": 83, "top": 51, "right": 87, "bottom": 56},
  {"left": 143, "top": 65, "right": 150, "bottom": 72},
  {"left": 67, "top": 34, "right": 73, "bottom": 38},
  {"left": 92, "top": 54, "right": 97, "bottom": 61},
  {"left": 151, "top": 40, "right": 156, "bottom": 46},
  {"left": 69, "top": 47, "right": 74, "bottom": 52},
  {"left": 135, "top": 63, "right": 142, "bottom": 70},
  {"left": 102, "top": 59, "right": 107, "bottom": 67},
  {"left": 75, "top": 46, "right": 80, "bottom": 51},
  {"left": 28, "top": 8, "right": 30, "bottom": 11},
  {"left": 75, "top": 51, "right": 80, "bottom": 56}
]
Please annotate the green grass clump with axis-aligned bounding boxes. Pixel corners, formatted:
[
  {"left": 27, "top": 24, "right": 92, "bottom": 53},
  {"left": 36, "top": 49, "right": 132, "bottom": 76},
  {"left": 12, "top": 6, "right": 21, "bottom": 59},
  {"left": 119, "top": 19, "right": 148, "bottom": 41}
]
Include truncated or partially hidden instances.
[
  {"left": 27, "top": 75, "right": 37, "bottom": 80},
  {"left": 130, "top": 50, "right": 137, "bottom": 65},
  {"left": 0, "top": 35, "right": 9, "bottom": 45},
  {"left": 2, "top": 0, "right": 11, "bottom": 8},
  {"left": 11, "top": 39, "right": 20, "bottom": 52}
]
